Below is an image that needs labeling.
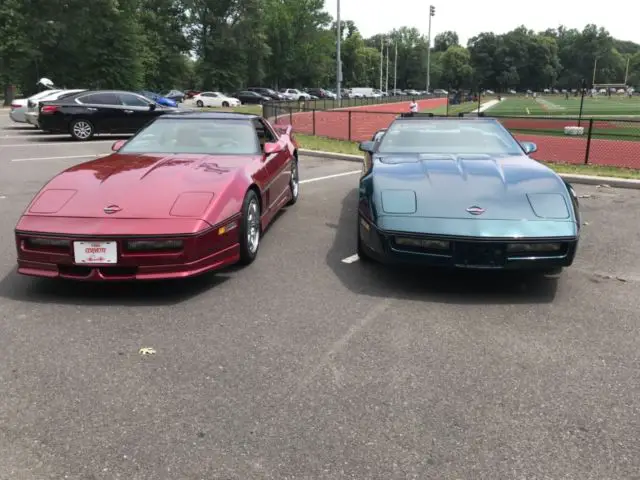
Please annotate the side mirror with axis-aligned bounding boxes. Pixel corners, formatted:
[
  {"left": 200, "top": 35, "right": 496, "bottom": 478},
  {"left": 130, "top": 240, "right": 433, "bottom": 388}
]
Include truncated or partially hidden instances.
[
  {"left": 372, "top": 129, "right": 386, "bottom": 142},
  {"left": 359, "top": 140, "right": 375, "bottom": 153},
  {"left": 264, "top": 142, "right": 284, "bottom": 155},
  {"left": 149, "top": 103, "right": 156, "bottom": 111},
  {"left": 521, "top": 141, "right": 537, "bottom": 154},
  {"left": 112, "top": 139, "right": 126, "bottom": 151}
]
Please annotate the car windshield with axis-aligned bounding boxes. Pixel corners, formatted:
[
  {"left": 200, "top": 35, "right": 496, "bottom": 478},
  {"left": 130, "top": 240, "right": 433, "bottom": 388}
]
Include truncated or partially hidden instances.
[
  {"left": 119, "top": 118, "right": 261, "bottom": 155},
  {"left": 376, "top": 119, "right": 523, "bottom": 156}
]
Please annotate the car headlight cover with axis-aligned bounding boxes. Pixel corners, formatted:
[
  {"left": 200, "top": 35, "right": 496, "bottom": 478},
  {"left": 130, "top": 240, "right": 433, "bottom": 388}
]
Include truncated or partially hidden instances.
[{"left": 395, "top": 237, "right": 450, "bottom": 250}]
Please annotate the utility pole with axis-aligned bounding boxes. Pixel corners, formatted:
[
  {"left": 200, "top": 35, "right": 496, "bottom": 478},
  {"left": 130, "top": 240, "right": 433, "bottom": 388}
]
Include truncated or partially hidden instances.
[
  {"left": 426, "top": 5, "right": 435, "bottom": 92},
  {"left": 592, "top": 57, "right": 598, "bottom": 87},
  {"left": 379, "top": 37, "right": 384, "bottom": 92},
  {"left": 393, "top": 41, "right": 398, "bottom": 94},
  {"left": 385, "top": 39, "right": 390, "bottom": 94},
  {"left": 336, "top": 0, "right": 342, "bottom": 106}
]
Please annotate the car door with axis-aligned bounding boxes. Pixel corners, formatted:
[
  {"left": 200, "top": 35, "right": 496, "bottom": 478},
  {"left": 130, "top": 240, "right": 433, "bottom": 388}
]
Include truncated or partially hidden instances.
[
  {"left": 254, "top": 118, "right": 290, "bottom": 209},
  {"left": 117, "top": 92, "right": 161, "bottom": 133},
  {"left": 206, "top": 92, "right": 224, "bottom": 107},
  {"left": 74, "top": 92, "right": 123, "bottom": 133},
  {"left": 238, "top": 91, "right": 256, "bottom": 104}
]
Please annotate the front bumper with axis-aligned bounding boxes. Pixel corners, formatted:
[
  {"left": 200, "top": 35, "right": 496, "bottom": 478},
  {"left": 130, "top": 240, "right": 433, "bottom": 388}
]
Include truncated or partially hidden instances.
[
  {"left": 15, "top": 224, "right": 241, "bottom": 281},
  {"left": 358, "top": 215, "right": 578, "bottom": 270}
]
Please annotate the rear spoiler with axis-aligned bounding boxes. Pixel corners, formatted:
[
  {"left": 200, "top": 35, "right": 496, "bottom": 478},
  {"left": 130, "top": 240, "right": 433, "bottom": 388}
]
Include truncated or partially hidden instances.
[{"left": 274, "top": 124, "right": 293, "bottom": 136}]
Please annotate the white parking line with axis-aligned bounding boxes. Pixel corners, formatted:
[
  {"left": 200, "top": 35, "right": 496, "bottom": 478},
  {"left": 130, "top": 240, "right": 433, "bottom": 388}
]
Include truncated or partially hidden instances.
[
  {"left": 341, "top": 254, "right": 360, "bottom": 264},
  {"left": 299, "top": 170, "right": 361, "bottom": 184},
  {"left": 11, "top": 154, "right": 103, "bottom": 162},
  {"left": 0, "top": 140, "right": 114, "bottom": 147}
]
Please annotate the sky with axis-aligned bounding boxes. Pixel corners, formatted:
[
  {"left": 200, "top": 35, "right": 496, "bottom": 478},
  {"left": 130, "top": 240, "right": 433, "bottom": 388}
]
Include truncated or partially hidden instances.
[{"left": 323, "top": 0, "right": 640, "bottom": 46}]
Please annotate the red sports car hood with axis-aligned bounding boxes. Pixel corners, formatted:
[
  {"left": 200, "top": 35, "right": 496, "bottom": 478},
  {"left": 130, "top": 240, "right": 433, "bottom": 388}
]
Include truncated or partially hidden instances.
[{"left": 24, "top": 153, "right": 259, "bottom": 219}]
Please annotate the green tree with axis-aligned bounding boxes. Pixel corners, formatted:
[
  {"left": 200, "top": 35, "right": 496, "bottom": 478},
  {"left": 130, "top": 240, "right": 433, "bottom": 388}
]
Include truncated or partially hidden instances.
[
  {"left": 0, "top": 0, "right": 31, "bottom": 102},
  {"left": 440, "top": 46, "right": 473, "bottom": 88},
  {"left": 138, "top": 0, "right": 192, "bottom": 91},
  {"left": 433, "top": 31, "right": 459, "bottom": 52}
]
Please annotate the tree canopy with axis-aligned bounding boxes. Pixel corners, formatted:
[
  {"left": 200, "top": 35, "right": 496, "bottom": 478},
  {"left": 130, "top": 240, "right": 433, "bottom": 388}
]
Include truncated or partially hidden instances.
[{"left": 1, "top": 0, "right": 638, "bottom": 99}]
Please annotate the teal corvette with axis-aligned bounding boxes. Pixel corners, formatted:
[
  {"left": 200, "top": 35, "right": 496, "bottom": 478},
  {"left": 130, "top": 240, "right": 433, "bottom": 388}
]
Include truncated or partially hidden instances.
[{"left": 356, "top": 114, "right": 580, "bottom": 272}]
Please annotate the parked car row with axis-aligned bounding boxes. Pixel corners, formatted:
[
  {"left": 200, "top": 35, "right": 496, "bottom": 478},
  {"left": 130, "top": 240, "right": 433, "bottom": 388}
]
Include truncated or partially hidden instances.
[
  {"left": 178, "top": 85, "right": 446, "bottom": 104},
  {"left": 11, "top": 86, "right": 186, "bottom": 141},
  {"left": 11, "top": 111, "right": 580, "bottom": 282}
]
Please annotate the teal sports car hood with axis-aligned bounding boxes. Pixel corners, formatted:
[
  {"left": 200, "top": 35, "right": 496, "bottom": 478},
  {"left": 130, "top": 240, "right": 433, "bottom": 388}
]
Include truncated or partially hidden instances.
[{"left": 371, "top": 153, "right": 572, "bottom": 222}]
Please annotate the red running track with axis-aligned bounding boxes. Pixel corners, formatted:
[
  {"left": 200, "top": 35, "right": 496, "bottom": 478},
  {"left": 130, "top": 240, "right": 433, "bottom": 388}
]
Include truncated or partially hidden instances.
[{"left": 273, "top": 100, "right": 640, "bottom": 169}]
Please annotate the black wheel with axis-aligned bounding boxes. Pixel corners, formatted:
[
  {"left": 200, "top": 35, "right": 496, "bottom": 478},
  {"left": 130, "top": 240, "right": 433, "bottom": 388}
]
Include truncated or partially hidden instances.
[
  {"left": 238, "top": 190, "right": 261, "bottom": 265},
  {"left": 286, "top": 158, "right": 299, "bottom": 205},
  {"left": 69, "top": 118, "right": 94, "bottom": 141},
  {"left": 356, "top": 218, "right": 372, "bottom": 262},
  {"left": 196, "top": 100, "right": 204, "bottom": 108},
  {"left": 222, "top": 101, "right": 229, "bottom": 107}
]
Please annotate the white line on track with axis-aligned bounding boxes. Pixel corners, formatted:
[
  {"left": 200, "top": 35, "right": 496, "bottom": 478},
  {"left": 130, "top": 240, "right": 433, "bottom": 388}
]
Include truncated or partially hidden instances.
[
  {"left": 11, "top": 154, "right": 104, "bottom": 162},
  {"left": 299, "top": 170, "right": 361, "bottom": 184},
  {"left": 0, "top": 140, "right": 114, "bottom": 147},
  {"left": 341, "top": 254, "right": 360, "bottom": 264}
]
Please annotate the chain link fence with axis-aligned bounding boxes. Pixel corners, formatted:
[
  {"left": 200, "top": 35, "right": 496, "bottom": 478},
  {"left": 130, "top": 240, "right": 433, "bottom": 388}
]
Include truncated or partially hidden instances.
[{"left": 264, "top": 104, "right": 640, "bottom": 169}]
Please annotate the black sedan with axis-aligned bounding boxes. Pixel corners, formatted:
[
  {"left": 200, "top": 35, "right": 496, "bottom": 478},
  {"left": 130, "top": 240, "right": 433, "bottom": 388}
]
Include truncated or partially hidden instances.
[
  {"left": 233, "top": 91, "right": 272, "bottom": 104},
  {"left": 37, "top": 90, "right": 179, "bottom": 141}
]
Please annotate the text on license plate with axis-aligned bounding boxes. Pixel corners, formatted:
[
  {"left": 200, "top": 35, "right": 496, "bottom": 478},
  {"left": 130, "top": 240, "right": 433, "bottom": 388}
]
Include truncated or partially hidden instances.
[{"left": 73, "top": 241, "right": 118, "bottom": 264}]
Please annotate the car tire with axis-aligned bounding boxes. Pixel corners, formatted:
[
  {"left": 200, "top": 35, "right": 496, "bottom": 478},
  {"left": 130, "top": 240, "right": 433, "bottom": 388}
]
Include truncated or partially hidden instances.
[
  {"left": 238, "top": 189, "right": 261, "bottom": 266},
  {"left": 222, "top": 101, "right": 229, "bottom": 107},
  {"left": 196, "top": 100, "right": 204, "bottom": 108},
  {"left": 541, "top": 267, "right": 563, "bottom": 276},
  {"left": 286, "top": 157, "right": 299, "bottom": 206},
  {"left": 356, "top": 218, "right": 372, "bottom": 262},
  {"left": 69, "top": 118, "right": 94, "bottom": 141}
]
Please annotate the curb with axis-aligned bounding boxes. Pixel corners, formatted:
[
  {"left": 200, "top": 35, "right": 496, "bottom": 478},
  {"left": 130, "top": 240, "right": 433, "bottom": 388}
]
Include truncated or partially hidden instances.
[
  {"left": 299, "top": 149, "right": 640, "bottom": 189},
  {"left": 300, "top": 149, "right": 361, "bottom": 163}
]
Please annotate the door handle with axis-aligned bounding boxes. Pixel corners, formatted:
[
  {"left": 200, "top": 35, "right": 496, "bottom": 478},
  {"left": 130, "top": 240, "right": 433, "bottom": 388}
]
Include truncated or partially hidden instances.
[
  {"left": 87, "top": 107, "right": 97, "bottom": 111},
  {"left": 123, "top": 110, "right": 134, "bottom": 114}
]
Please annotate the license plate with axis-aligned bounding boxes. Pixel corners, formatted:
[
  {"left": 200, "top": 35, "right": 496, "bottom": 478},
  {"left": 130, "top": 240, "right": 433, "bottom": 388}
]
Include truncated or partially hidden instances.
[
  {"left": 455, "top": 243, "right": 506, "bottom": 268},
  {"left": 73, "top": 241, "right": 118, "bottom": 264}
]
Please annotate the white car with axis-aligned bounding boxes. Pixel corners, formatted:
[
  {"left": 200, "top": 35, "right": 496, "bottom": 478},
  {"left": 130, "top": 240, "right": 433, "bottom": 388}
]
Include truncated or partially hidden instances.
[
  {"left": 192, "top": 92, "right": 241, "bottom": 108},
  {"left": 10, "top": 89, "right": 63, "bottom": 123},
  {"left": 279, "top": 88, "right": 311, "bottom": 101},
  {"left": 24, "top": 89, "right": 86, "bottom": 127}
]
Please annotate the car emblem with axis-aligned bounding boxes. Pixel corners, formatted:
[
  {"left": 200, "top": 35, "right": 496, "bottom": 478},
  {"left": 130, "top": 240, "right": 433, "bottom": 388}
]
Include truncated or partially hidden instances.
[
  {"left": 466, "top": 206, "right": 485, "bottom": 215},
  {"left": 103, "top": 205, "right": 122, "bottom": 214}
]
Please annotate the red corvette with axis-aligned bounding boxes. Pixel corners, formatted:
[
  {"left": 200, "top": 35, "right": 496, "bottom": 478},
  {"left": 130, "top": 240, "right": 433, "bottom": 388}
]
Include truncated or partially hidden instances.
[{"left": 14, "top": 112, "right": 300, "bottom": 281}]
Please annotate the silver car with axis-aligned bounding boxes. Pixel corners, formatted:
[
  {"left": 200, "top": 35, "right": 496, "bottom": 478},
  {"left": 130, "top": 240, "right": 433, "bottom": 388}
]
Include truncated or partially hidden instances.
[
  {"left": 24, "top": 89, "right": 86, "bottom": 127},
  {"left": 10, "top": 89, "right": 62, "bottom": 124}
]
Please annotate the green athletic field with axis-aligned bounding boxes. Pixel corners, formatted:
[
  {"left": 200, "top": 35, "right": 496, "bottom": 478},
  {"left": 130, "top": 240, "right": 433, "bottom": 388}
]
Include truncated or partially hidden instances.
[{"left": 484, "top": 95, "right": 640, "bottom": 117}]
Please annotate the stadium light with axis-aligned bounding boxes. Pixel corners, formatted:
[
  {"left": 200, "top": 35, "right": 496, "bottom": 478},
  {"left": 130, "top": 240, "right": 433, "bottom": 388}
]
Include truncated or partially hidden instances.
[{"left": 426, "top": 5, "right": 435, "bottom": 92}]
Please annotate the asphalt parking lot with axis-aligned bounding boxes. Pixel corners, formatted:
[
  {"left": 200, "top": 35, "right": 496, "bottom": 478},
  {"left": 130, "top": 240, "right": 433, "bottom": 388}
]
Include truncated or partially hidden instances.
[{"left": 1, "top": 113, "right": 640, "bottom": 479}]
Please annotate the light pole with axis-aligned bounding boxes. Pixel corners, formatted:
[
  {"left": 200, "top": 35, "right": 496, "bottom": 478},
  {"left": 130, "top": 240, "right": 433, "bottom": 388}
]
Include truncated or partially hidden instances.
[
  {"left": 393, "top": 41, "right": 398, "bottom": 94},
  {"left": 624, "top": 56, "right": 630, "bottom": 85},
  {"left": 336, "top": 0, "right": 342, "bottom": 106},
  {"left": 426, "top": 5, "right": 435, "bottom": 92},
  {"left": 385, "top": 38, "right": 390, "bottom": 94},
  {"left": 379, "top": 37, "right": 384, "bottom": 92}
]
